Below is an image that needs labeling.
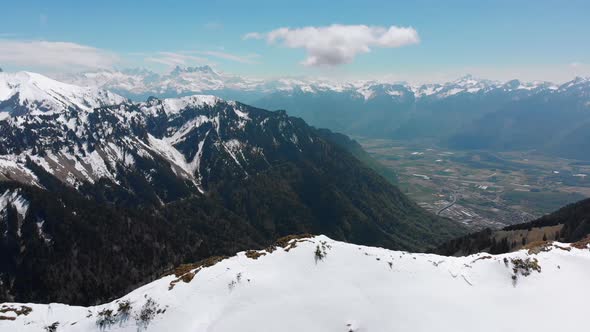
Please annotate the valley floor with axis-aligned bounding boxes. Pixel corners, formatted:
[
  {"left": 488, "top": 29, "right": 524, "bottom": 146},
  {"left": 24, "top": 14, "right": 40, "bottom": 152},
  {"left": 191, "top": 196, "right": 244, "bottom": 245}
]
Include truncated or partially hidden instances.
[
  {"left": 359, "top": 138, "right": 590, "bottom": 230},
  {"left": 2, "top": 235, "right": 589, "bottom": 332}
]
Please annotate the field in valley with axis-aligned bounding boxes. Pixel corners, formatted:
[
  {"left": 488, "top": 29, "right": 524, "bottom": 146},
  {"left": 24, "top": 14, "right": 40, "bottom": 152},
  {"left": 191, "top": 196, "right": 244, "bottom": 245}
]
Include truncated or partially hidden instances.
[{"left": 358, "top": 138, "right": 590, "bottom": 230}]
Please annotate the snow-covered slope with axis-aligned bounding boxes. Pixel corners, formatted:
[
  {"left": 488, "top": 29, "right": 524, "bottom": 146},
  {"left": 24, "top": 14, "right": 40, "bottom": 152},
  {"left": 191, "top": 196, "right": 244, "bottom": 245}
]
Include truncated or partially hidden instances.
[
  {"left": 0, "top": 71, "right": 127, "bottom": 116},
  {"left": 0, "top": 72, "right": 311, "bottom": 193},
  {"left": 2, "top": 235, "right": 588, "bottom": 332}
]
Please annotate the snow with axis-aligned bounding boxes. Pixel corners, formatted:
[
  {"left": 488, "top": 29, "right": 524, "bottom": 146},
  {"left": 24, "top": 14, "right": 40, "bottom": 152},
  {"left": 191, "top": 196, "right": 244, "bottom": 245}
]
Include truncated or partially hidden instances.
[
  {"left": 0, "top": 72, "right": 267, "bottom": 189},
  {"left": 2, "top": 142, "right": 138, "bottom": 188},
  {"left": 167, "top": 115, "right": 214, "bottom": 144},
  {"left": 232, "top": 107, "right": 250, "bottom": 120},
  {"left": 87, "top": 150, "right": 116, "bottom": 181},
  {"left": 192, "top": 131, "right": 209, "bottom": 186},
  {"left": 160, "top": 95, "right": 220, "bottom": 115},
  {"left": 1, "top": 235, "right": 589, "bottom": 332},
  {"left": 412, "top": 84, "right": 443, "bottom": 97},
  {"left": 386, "top": 89, "right": 404, "bottom": 97},
  {"left": 221, "top": 139, "right": 248, "bottom": 175},
  {"left": 106, "top": 143, "right": 135, "bottom": 168},
  {"left": 441, "top": 87, "right": 465, "bottom": 97},
  {"left": 0, "top": 156, "right": 40, "bottom": 185},
  {"left": 356, "top": 86, "right": 375, "bottom": 100},
  {"left": 36, "top": 219, "right": 51, "bottom": 243},
  {"left": 0, "top": 71, "right": 127, "bottom": 115},
  {"left": 145, "top": 129, "right": 212, "bottom": 191},
  {"left": 0, "top": 189, "right": 30, "bottom": 228},
  {"left": 146, "top": 134, "right": 195, "bottom": 179},
  {"left": 224, "top": 139, "right": 244, "bottom": 152}
]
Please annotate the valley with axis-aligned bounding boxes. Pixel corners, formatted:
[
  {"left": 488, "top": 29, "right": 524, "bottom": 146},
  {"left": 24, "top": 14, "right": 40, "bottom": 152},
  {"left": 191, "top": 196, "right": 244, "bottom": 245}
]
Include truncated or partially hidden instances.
[
  {"left": 2, "top": 3, "right": 590, "bottom": 331},
  {"left": 359, "top": 138, "right": 590, "bottom": 230}
]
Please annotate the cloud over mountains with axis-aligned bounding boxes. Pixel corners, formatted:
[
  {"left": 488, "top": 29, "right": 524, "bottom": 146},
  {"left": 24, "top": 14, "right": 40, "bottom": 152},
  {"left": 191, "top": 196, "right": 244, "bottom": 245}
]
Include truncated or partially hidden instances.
[
  {"left": 0, "top": 40, "right": 119, "bottom": 71},
  {"left": 245, "top": 24, "right": 420, "bottom": 66}
]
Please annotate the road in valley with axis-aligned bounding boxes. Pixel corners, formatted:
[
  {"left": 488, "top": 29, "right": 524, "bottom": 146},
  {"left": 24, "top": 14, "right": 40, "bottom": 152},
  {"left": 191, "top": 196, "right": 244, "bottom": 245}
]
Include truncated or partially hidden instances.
[{"left": 437, "top": 192, "right": 457, "bottom": 215}]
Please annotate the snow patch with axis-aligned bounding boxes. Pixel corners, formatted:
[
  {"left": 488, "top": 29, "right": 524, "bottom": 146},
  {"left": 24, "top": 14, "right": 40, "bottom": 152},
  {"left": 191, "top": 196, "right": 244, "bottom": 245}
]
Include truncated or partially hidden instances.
[{"left": 0, "top": 189, "right": 30, "bottom": 237}]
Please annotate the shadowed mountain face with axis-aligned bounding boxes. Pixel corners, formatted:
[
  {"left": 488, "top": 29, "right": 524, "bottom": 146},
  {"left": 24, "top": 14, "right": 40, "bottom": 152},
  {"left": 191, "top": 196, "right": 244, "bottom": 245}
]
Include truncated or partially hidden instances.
[
  {"left": 0, "top": 72, "right": 465, "bottom": 305},
  {"left": 255, "top": 78, "right": 590, "bottom": 160},
  {"left": 446, "top": 95, "right": 590, "bottom": 160}
]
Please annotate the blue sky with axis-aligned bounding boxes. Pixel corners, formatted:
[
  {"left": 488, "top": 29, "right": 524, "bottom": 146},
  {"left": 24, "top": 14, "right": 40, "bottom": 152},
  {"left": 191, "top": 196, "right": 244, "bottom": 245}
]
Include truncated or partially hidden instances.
[{"left": 1, "top": 0, "right": 589, "bottom": 82}]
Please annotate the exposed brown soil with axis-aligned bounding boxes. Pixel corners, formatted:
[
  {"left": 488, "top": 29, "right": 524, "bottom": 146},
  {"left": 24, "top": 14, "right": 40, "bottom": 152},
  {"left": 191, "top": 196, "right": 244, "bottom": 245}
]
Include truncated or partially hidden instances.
[
  {"left": 571, "top": 237, "right": 590, "bottom": 249},
  {"left": 167, "top": 256, "right": 228, "bottom": 290},
  {"left": 245, "top": 250, "right": 267, "bottom": 260},
  {"left": 266, "top": 234, "right": 314, "bottom": 253},
  {"left": 0, "top": 305, "right": 32, "bottom": 321},
  {"left": 167, "top": 234, "right": 313, "bottom": 290}
]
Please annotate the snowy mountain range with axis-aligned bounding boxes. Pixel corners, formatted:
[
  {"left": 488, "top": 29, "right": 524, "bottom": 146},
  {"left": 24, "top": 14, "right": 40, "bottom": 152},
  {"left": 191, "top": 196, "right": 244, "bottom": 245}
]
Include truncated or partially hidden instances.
[
  {"left": 0, "top": 71, "right": 464, "bottom": 305},
  {"left": 60, "top": 66, "right": 582, "bottom": 102},
  {"left": 1, "top": 235, "right": 589, "bottom": 332},
  {"left": 56, "top": 67, "right": 590, "bottom": 161},
  {"left": 0, "top": 71, "right": 256, "bottom": 191},
  {"left": 0, "top": 71, "right": 127, "bottom": 118}
]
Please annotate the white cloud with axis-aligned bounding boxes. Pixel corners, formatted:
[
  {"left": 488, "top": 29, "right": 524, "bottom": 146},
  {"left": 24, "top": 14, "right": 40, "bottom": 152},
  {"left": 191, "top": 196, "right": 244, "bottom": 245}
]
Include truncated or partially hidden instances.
[
  {"left": 243, "top": 32, "right": 264, "bottom": 40},
  {"left": 245, "top": 24, "right": 419, "bottom": 66},
  {"left": 193, "top": 51, "right": 260, "bottom": 64},
  {"left": 145, "top": 50, "right": 260, "bottom": 67},
  {"left": 144, "top": 52, "right": 210, "bottom": 67},
  {"left": 0, "top": 39, "right": 119, "bottom": 71}
]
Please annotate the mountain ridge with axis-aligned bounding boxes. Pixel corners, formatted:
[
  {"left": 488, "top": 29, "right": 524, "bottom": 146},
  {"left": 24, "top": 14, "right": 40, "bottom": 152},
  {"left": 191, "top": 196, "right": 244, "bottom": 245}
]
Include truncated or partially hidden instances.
[
  {"left": 60, "top": 67, "right": 583, "bottom": 102},
  {"left": 1, "top": 234, "right": 589, "bottom": 332},
  {"left": 0, "top": 72, "right": 465, "bottom": 305}
]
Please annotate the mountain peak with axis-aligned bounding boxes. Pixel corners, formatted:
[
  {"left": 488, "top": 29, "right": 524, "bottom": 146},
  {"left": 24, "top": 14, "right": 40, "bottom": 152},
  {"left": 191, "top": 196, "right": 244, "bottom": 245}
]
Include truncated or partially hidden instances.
[
  {"left": 0, "top": 71, "right": 127, "bottom": 116},
  {"left": 453, "top": 74, "right": 490, "bottom": 85},
  {"left": 170, "top": 65, "right": 219, "bottom": 76},
  {"left": 559, "top": 76, "right": 590, "bottom": 90},
  {"left": 503, "top": 79, "right": 521, "bottom": 88},
  {"left": 142, "top": 94, "right": 224, "bottom": 115}
]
